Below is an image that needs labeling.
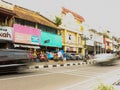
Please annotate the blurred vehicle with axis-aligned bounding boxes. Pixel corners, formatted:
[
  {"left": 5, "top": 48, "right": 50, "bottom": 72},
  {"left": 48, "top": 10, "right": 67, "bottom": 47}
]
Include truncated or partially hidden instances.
[
  {"left": 0, "top": 49, "right": 32, "bottom": 73},
  {"left": 66, "top": 53, "right": 76, "bottom": 60},
  {"left": 93, "top": 53, "right": 118, "bottom": 65},
  {"left": 116, "top": 51, "right": 120, "bottom": 59},
  {"left": 72, "top": 54, "right": 83, "bottom": 60},
  {"left": 66, "top": 53, "right": 83, "bottom": 60}
]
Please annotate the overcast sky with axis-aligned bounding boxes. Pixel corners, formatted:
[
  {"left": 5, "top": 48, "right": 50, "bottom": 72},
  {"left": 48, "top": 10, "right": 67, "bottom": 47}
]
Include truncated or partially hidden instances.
[{"left": 5, "top": 0, "right": 120, "bottom": 38}]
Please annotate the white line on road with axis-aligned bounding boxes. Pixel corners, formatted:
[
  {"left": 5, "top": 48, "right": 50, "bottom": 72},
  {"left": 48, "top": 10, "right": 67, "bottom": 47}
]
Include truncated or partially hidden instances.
[
  {"left": 59, "top": 69, "right": 120, "bottom": 90},
  {"left": 0, "top": 72, "right": 59, "bottom": 81},
  {"left": 62, "top": 73, "right": 93, "bottom": 78}
]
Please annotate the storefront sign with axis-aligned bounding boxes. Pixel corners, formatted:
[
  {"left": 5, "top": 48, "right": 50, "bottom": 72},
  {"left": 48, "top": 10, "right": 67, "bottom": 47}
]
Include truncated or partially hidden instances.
[
  {"left": 0, "top": 26, "right": 13, "bottom": 41},
  {"left": 86, "top": 40, "right": 94, "bottom": 46},
  {"left": 66, "top": 47, "right": 76, "bottom": 51},
  {"left": 13, "top": 24, "right": 40, "bottom": 45},
  {"left": 41, "top": 32, "right": 62, "bottom": 47},
  {"left": 66, "top": 32, "right": 76, "bottom": 44}
]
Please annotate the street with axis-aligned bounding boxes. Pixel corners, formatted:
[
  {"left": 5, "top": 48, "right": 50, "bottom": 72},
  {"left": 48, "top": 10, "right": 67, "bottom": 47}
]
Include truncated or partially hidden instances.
[
  {"left": 0, "top": 1, "right": 120, "bottom": 90},
  {"left": 0, "top": 60, "right": 120, "bottom": 90}
]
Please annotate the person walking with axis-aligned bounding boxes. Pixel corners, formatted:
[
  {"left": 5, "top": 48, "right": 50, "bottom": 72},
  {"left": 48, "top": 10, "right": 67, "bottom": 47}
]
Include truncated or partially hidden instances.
[{"left": 57, "top": 51, "right": 63, "bottom": 61}]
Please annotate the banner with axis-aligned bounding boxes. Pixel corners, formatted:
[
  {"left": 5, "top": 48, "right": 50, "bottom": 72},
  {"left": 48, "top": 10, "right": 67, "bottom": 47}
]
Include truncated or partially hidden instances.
[
  {"left": 13, "top": 24, "right": 41, "bottom": 45},
  {"left": 0, "top": 26, "right": 13, "bottom": 41}
]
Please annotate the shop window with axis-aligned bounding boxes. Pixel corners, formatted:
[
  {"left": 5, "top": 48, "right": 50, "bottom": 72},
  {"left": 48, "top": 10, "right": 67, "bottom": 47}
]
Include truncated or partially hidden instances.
[
  {"left": 15, "top": 18, "right": 36, "bottom": 28},
  {"left": 38, "top": 24, "right": 57, "bottom": 34},
  {"left": 0, "top": 17, "right": 9, "bottom": 26}
]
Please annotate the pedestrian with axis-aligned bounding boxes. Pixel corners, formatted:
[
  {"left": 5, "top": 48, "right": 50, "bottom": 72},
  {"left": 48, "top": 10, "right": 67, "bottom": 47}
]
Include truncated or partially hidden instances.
[
  {"left": 36, "top": 51, "right": 40, "bottom": 62},
  {"left": 63, "top": 53, "right": 66, "bottom": 61},
  {"left": 29, "top": 50, "right": 33, "bottom": 62},
  {"left": 33, "top": 50, "right": 37, "bottom": 62},
  {"left": 57, "top": 51, "right": 63, "bottom": 61},
  {"left": 50, "top": 52, "right": 54, "bottom": 60}
]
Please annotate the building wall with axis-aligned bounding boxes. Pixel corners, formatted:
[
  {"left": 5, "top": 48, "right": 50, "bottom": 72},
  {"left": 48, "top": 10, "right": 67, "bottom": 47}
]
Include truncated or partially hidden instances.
[
  {"left": 60, "top": 12, "right": 84, "bottom": 54},
  {"left": 61, "top": 28, "right": 83, "bottom": 54}
]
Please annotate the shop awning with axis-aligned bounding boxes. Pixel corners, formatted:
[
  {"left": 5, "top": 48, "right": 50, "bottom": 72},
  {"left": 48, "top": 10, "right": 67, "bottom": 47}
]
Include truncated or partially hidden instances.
[{"left": 14, "top": 44, "right": 40, "bottom": 49}]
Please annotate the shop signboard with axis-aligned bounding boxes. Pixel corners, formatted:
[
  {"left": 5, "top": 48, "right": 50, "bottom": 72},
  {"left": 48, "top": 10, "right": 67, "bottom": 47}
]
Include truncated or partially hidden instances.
[
  {"left": 41, "top": 32, "right": 62, "bottom": 47},
  {"left": 13, "top": 24, "right": 40, "bottom": 45},
  {"left": 66, "top": 46, "right": 76, "bottom": 51},
  {"left": 86, "top": 40, "right": 94, "bottom": 46},
  {"left": 66, "top": 32, "right": 76, "bottom": 44},
  {"left": 0, "top": 26, "right": 13, "bottom": 41}
]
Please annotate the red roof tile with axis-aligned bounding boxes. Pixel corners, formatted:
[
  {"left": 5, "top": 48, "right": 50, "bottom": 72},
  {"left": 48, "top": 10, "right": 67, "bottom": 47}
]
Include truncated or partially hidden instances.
[{"left": 62, "top": 7, "right": 85, "bottom": 22}]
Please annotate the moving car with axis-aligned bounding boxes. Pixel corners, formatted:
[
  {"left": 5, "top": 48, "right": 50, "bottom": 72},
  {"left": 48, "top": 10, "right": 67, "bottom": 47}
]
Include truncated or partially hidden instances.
[
  {"left": 66, "top": 53, "right": 83, "bottom": 60},
  {"left": 93, "top": 53, "right": 118, "bottom": 65},
  {"left": 0, "top": 49, "right": 32, "bottom": 73},
  {"left": 66, "top": 53, "right": 76, "bottom": 60}
]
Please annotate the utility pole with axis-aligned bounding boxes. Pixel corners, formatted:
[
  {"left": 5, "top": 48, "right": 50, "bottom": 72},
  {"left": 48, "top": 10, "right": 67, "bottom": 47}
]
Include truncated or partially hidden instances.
[{"left": 94, "top": 41, "right": 96, "bottom": 55}]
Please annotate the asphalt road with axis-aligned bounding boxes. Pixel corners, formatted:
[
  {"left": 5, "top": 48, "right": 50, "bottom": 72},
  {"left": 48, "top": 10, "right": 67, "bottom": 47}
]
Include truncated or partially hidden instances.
[{"left": 0, "top": 60, "right": 120, "bottom": 90}]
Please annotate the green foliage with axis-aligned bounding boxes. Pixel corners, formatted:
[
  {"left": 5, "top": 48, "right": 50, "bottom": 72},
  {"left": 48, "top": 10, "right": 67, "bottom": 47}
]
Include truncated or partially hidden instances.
[
  {"left": 54, "top": 16, "right": 62, "bottom": 26},
  {"left": 94, "top": 83, "right": 116, "bottom": 90}
]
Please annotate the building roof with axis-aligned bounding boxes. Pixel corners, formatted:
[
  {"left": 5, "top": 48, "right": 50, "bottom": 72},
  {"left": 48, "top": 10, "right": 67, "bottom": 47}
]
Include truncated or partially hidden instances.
[
  {"left": 13, "top": 5, "right": 59, "bottom": 29},
  {"left": 0, "top": 7, "right": 15, "bottom": 16},
  {"left": 62, "top": 7, "right": 85, "bottom": 22},
  {"left": 89, "top": 29, "right": 97, "bottom": 33}
]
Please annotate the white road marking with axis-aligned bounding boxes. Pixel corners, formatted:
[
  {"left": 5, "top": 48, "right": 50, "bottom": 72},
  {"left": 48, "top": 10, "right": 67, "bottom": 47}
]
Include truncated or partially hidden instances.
[
  {"left": 1, "top": 66, "right": 120, "bottom": 90},
  {"left": 0, "top": 72, "right": 59, "bottom": 81},
  {"left": 60, "top": 69, "right": 120, "bottom": 90}
]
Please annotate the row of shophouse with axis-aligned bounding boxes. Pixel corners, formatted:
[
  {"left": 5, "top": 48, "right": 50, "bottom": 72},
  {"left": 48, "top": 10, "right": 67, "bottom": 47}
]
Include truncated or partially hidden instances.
[{"left": 0, "top": 0, "right": 120, "bottom": 57}]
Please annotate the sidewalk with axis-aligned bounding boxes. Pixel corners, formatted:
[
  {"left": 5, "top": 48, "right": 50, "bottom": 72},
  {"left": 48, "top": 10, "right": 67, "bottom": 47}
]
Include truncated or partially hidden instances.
[{"left": 29, "top": 59, "right": 95, "bottom": 69}]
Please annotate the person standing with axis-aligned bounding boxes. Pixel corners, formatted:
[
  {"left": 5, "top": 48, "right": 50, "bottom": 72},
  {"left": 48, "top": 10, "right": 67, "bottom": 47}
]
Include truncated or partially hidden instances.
[{"left": 57, "top": 51, "right": 63, "bottom": 61}]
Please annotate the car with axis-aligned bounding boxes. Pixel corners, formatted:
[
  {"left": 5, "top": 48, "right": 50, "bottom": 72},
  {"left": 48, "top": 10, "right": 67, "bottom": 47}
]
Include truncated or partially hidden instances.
[
  {"left": 66, "top": 53, "right": 76, "bottom": 60},
  {"left": 71, "top": 54, "right": 83, "bottom": 60},
  {"left": 93, "top": 53, "right": 118, "bottom": 65},
  {"left": 0, "top": 49, "right": 32, "bottom": 73}
]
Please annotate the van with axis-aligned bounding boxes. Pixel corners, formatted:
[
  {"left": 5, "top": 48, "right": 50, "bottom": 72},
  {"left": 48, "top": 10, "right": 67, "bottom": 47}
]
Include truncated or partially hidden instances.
[
  {"left": 0, "top": 49, "right": 31, "bottom": 73},
  {"left": 93, "top": 53, "right": 118, "bottom": 65}
]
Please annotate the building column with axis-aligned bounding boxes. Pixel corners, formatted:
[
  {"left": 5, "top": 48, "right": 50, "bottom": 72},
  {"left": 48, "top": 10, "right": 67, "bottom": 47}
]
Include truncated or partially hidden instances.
[
  {"left": 76, "top": 33, "right": 79, "bottom": 54},
  {"left": 81, "top": 39, "right": 85, "bottom": 56},
  {"left": 94, "top": 41, "right": 96, "bottom": 55},
  {"left": 64, "top": 29, "right": 67, "bottom": 44},
  {"left": 82, "top": 48, "right": 85, "bottom": 56},
  {"left": 64, "top": 46, "right": 67, "bottom": 53}
]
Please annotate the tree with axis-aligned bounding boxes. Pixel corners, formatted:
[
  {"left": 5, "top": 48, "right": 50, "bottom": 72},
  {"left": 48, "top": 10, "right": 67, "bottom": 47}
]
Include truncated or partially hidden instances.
[
  {"left": 54, "top": 16, "right": 62, "bottom": 26},
  {"left": 94, "top": 83, "right": 115, "bottom": 90}
]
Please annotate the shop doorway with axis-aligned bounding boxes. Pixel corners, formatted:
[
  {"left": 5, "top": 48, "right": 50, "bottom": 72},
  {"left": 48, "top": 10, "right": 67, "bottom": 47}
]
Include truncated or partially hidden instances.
[{"left": 0, "top": 43, "right": 7, "bottom": 49}]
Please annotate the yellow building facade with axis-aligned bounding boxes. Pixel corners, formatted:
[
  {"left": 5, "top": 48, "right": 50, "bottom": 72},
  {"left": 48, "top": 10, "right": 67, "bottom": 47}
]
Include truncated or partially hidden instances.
[
  {"left": 59, "top": 7, "right": 85, "bottom": 55},
  {"left": 60, "top": 29, "right": 84, "bottom": 54}
]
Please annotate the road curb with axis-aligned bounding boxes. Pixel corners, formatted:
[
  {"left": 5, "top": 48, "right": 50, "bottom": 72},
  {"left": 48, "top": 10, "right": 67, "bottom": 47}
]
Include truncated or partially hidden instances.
[{"left": 29, "top": 60, "right": 96, "bottom": 69}]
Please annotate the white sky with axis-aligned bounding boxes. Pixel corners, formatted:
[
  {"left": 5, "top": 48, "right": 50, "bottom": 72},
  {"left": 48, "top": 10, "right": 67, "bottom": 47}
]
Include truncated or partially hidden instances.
[{"left": 5, "top": 0, "right": 120, "bottom": 38}]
